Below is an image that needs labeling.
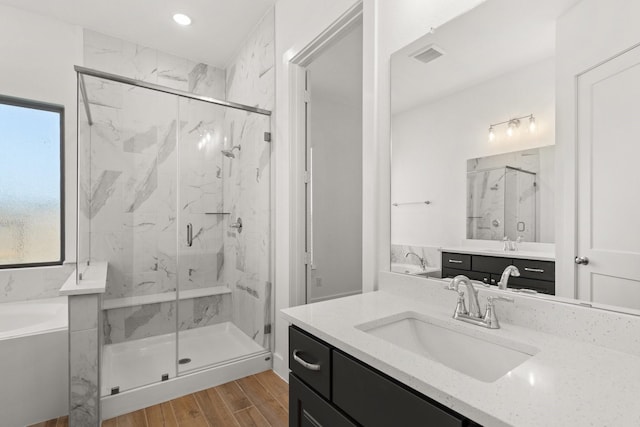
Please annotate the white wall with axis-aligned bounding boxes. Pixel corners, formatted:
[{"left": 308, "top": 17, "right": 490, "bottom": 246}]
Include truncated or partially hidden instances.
[
  {"left": 273, "top": 0, "right": 485, "bottom": 378},
  {"left": 0, "top": 5, "right": 82, "bottom": 302},
  {"left": 391, "top": 57, "right": 555, "bottom": 248}
]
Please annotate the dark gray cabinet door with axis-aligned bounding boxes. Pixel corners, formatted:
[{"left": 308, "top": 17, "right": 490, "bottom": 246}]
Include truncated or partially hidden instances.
[
  {"left": 289, "top": 326, "right": 332, "bottom": 399},
  {"left": 290, "top": 374, "right": 357, "bottom": 427}
]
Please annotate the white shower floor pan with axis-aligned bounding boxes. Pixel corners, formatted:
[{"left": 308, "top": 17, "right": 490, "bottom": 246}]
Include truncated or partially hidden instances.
[{"left": 102, "top": 321, "right": 265, "bottom": 395}]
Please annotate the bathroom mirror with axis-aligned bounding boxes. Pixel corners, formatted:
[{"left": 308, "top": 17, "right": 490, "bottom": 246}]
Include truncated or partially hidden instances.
[{"left": 390, "top": 0, "right": 640, "bottom": 313}]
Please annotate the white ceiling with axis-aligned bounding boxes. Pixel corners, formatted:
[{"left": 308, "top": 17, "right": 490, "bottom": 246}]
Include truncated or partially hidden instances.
[
  {"left": 391, "top": 0, "right": 580, "bottom": 114},
  {"left": 0, "top": 0, "right": 276, "bottom": 67}
]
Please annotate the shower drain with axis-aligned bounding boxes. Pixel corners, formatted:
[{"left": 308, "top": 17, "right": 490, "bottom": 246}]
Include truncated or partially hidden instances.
[{"left": 179, "top": 358, "right": 192, "bottom": 365}]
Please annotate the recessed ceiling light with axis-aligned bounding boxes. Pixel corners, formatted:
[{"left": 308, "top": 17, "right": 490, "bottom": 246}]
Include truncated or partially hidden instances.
[{"left": 173, "top": 13, "right": 192, "bottom": 26}]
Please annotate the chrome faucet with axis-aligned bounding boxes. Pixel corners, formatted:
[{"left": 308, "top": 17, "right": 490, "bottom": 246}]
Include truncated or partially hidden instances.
[
  {"left": 498, "top": 265, "right": 520, "bottom": 290},
  {"left": 503, "top": 236, "right": 524, "bottom": 251},
  {"left": 447, "top": 275, "right": 487, "bottom": 318},
  {"left": 405, "top": 251, "right": 427, "bottom": 271},
  {"left": 446, "top": 275, "right": 513, "bottom": 329}
]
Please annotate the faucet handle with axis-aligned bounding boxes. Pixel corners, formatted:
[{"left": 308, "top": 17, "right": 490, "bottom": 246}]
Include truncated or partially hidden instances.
[
  {"left": 483, "top": 296, "right": 514, "bottom": 329},
  {"left": 454, "top": 290, "right": 468, "bottom": 316}
]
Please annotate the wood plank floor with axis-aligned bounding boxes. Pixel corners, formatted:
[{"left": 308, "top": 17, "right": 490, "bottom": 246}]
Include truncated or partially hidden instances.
[{"left": 30, "top": 370, "right": 288, "bottom": 427}]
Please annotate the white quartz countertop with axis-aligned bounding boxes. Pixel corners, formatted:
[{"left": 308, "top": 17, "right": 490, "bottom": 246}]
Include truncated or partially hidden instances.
[
  {"left": 281, "top": 288, "right": 640, "bottom": 426},
  {"left": 441, "top": 246, "right": 555, "bottom": 261}
]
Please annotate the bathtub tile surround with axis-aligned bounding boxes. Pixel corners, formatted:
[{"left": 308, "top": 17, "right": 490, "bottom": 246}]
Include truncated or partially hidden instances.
[
  {"left": 68, "top": 293, "right": 101, "bottom": 426},
  {"left": 0, "top": 263, "right": 75, "bottom": 303},
  {"left": 390, "top": 244, "right": 441, "bottom": 270}
]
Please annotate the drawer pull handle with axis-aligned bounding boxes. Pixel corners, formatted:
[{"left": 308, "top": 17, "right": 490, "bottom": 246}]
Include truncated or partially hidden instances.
[
  {"left": 524, "top": 268, "right": 544, "bottom": 273},
  {"left": 293, "top": 350, "right": 321, "bottom": 371},
  {"left": 448, "top": 259, "right": 463, "bottom": 264}
]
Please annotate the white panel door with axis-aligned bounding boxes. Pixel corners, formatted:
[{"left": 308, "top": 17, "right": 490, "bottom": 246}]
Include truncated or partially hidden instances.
[{"left": 576, "top": 44, "right": 640, "bottom": 310}]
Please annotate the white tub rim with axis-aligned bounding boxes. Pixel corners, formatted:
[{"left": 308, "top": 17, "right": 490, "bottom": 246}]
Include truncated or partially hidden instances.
[{"left": 0, "top": 295, "right": 68, "bottom": 341}]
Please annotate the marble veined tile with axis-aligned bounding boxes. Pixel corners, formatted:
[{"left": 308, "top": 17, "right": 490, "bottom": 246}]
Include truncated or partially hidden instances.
[
  {"left": 188, "top": 63, "right": 225, "bottom": 99},
  {"left": 90, "top": 170, "right": 122, "bottom": 219},
  {"left": 69, "top": 328, "right": 99, "bottom": 426},
  {"left": 125, "top": 161, "right": 158, "bottom": 213},
  {"left": 123, "top": 126, "right": 158, "bottom": 153},
  {"left": 178, "top": 294, "right": 231, "bottom": 331}
]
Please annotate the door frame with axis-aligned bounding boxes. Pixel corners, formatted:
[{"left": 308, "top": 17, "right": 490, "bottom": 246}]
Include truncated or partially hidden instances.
[{"left": 288, "top": 2, "right": 364, "bottom": 306}]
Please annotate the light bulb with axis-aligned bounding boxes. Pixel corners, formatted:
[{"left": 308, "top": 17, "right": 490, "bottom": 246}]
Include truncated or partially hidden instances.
[
  {"left": 529, "top": 116, "right": 536, "bottom": 132},
  {"left": 173, "top": 13, "right": 192, "bottom": 26},
  {"left": 507, "top": 122, "right": 514, "bottom": 137},
  {"left": 488, "top": 126, "right": 495, "bottom": 142}
]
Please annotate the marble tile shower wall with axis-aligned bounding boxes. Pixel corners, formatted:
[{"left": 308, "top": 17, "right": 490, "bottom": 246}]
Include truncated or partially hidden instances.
[
  {"left": 82, "top": 30, "right": 232, "bottom": 343},
  {"left": 223, "top": 10, "right": 274, "bottom": 348}
]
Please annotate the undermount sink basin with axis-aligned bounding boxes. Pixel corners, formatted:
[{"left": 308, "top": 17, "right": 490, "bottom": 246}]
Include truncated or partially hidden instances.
[{"left": 356, "top": 312, "right": 538, "bottom": 382}]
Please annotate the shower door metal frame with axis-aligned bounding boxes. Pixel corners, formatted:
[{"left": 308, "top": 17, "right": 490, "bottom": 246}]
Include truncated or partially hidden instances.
[{"left": 75, "top": 66, "right": 272, "bottom": 116}]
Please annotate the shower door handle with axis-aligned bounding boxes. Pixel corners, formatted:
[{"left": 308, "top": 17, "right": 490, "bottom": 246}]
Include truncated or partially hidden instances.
[{"left": 186, "top": 223, "right": 193, "bottom": 247}]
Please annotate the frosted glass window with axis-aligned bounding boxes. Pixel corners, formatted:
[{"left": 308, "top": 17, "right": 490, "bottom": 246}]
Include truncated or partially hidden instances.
[{"left": 0, "top": 96, "right": 63, "bottom": 268}]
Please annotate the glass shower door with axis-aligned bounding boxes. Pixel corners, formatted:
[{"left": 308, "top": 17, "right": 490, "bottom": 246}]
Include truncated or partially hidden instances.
[
  {"left": 80, "top": 74, "right": 181, "bottom": 395},
  {"left": 176, "top": 97, "right": 272, "bottom": 375}
]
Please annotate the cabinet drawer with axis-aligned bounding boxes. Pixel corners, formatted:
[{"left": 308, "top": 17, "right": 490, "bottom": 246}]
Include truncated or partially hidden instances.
[
  {"left": 442, "top": 267, "right": 490, "bottom": 284},
  {"left": 332, "top": 351, "right": 466, "bottom": 427},
  {"left": 513, "top": 259, "right": 555, "bottom": 282},
  {"left": 442, "top": 253, "right": 471, "bottom": 270},
  {"left": 290, "top": 326, "right": 332, "bottom": 399},
  {"left": 290, "top": 374, "right": 357, "bottom": 427},
  {"left": 472, "top": 255, "right": 514, "bottom": 274},
  {"left": 507, "top": 276, "right": 555, "bottom": 295}
]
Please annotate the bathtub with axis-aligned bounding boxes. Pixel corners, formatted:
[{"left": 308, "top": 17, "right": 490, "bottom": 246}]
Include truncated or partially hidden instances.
[{"left": 0, "top": 297, "right": 69, "bottom": 427}]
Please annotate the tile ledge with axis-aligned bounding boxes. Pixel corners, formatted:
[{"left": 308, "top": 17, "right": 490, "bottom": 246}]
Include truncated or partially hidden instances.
[
  {"left": 102, "top": 286, "right": 231, "bottom": 310},
  {"left": 59, "top": 261, "right": 107, "bottom": 296}
]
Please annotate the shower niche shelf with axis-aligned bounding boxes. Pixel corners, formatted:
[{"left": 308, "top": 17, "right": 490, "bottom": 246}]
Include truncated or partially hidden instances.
[{"left": 102, "top": 285, "right": 232, "bottom": 310}]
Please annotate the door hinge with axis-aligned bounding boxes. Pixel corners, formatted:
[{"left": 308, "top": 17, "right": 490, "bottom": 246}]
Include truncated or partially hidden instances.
[
  {"left": 264, "top": 132, "right": 271, "bottom": 142},
  {"left": 304, "top": 252, "right": 312, "bottom": 264},
  {"left": 264, "top": 324, "right": 272, "bottom": 335},
  {"left": 304, "top": 171, "right": 311, "bottom": 183}
]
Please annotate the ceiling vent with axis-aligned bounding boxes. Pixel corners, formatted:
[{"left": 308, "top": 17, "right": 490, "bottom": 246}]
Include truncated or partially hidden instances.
[{"left": 411, "top": 44, "right": 445, "bottom": 64}]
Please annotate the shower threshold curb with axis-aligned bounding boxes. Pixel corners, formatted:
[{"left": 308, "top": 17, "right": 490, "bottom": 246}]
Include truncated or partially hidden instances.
[{"left": 101, "top": 351, "right": 272, "bottom": 420}]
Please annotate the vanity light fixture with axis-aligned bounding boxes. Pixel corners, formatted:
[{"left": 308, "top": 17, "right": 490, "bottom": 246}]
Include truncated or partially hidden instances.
[
  {"left": 173, "top": 13, "right": 192, "bottom": 26},
  {"left": 488, "top": 126, "right": 496, "bottom": 142},
  {"left": 506, "top": 119, "right": 519, "bottom": 137},
  {"left": 487, "top": 114, "right": 536, "bottom": 141}
]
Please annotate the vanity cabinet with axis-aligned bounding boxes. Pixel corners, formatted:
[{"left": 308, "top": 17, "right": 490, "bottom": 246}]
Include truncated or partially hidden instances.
[
  {"left": 289, "top": 325, "right": 481, "bottom": 427},
  {"left": 442, "top": 252, "right": 555, "bottom": 295}
]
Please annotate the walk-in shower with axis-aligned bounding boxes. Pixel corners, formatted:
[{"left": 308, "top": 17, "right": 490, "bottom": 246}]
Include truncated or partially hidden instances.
[{"left": 76, "top": 66, "right": 272, "bottom": 415}]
